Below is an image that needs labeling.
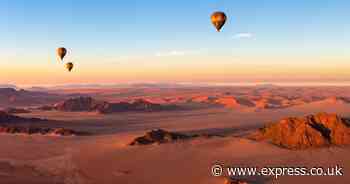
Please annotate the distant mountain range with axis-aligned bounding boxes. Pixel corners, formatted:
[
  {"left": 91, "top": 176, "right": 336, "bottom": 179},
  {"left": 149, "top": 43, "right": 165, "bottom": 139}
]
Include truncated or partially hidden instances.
[{"left": 29, "top": 83, "right": 195, "bottom": 89}]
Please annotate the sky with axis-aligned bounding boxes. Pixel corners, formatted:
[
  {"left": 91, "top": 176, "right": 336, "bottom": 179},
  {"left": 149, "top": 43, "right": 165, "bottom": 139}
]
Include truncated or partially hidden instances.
[{"left": 1, "top": 0, "right": 350, "bottom": 86}]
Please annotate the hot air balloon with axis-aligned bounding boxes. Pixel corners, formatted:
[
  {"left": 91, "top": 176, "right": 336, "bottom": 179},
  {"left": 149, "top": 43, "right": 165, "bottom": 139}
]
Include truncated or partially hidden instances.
[
  {"left": 65, "top": 62, "right": 74, "bottom": 72},
  {"left": 211, "top": 11, "right": 227, "bottom": 32},
  {"left": 57, "top": 47, "right": 67, "bottom": 61}
]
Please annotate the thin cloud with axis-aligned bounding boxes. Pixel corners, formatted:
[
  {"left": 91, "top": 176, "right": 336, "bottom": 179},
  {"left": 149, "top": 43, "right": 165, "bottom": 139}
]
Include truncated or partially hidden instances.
[
  {"left": 155, "top": 50, "right": 186, "bottom": 57},
  {"left": 232, "top": 33, "right": 254, "bottom": 39},
  {"left": 155, "top": 49, "right": 204, "bottom": 57}
]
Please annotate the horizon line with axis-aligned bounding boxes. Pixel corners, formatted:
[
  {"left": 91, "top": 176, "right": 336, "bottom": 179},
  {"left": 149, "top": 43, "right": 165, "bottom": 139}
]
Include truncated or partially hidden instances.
[{"left": 4, "top": 81, "right": 350, "bottom": 89}]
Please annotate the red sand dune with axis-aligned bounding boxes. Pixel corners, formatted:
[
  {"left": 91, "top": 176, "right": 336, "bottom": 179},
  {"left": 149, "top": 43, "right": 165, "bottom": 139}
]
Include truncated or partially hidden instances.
[{"left": 1, "top": 86, "right": 350, "bottom": 183}]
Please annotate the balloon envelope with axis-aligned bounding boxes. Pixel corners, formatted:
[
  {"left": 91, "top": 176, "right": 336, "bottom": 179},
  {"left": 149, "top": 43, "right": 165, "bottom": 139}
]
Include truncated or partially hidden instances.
[
  {"left": 65, "top": 62, "right": 74, "bottom": 72},
  {"left": 57, "top": 47, "right": 67, "bottom": 61},
  {"left": 211, "top": 12, "right": 227, "bottom": 32}
]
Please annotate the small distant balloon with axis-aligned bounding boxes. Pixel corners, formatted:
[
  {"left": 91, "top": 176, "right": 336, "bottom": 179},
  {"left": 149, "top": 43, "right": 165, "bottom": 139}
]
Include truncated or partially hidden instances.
[
  {"left": 57, "top": 47, "right": 67, "bottom": 61},
  {"left": 65, "top": 62, "right": 74, "bottom": 72},
  {"left": 211, "top": 11, "right": 227, "bottom": 32}
]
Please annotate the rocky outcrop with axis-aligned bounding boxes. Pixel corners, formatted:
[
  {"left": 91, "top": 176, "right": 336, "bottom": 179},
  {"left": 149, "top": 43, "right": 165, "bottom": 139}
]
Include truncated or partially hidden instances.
[
  {"left": 0, "top": 126, "right": 87, "bottom": 136},
  {"left": 97, "top": 99, "right": 178, "bottom": 114},
  {"left": 129, "top": 129, "right": 193, "bottom": 145},
  {"left": 251, "top": 112, "right": 350, "bottom": 149},
  {"left": 53, "top": 96, "right": 103, "bottom": 112}
]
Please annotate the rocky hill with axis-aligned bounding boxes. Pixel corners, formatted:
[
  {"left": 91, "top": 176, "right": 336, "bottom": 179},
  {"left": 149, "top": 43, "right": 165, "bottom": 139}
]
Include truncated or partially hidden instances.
[
  {"left": 53, "top": 96, "right": 103, "bottom": 112},
  {"left": 129, "top": 129, "right": 193, "bottom": 145},
  {"left": 251, "top": 112, "right": 350, "bottom": 149},
  {"left": 97, "top": 99, "right": 178, "bottom": 114},
  {"left": 129, "top": 129, "right": 222, "bottom": 146}
]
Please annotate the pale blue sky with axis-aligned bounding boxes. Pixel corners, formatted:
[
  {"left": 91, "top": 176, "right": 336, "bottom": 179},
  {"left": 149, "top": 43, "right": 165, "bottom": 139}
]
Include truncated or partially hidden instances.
[{"left": 1, "top": 0, "right": 350, "bottom": 85}]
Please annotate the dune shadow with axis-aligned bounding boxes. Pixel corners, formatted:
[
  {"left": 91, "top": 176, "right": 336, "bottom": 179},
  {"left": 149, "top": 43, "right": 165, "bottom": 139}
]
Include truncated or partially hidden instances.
[{"left": 181, "top": 124, "right": 262, "bottom": 137}]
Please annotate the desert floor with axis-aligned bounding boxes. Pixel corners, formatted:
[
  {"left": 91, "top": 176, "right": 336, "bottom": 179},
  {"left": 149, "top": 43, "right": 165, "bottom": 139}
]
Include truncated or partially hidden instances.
[{"left": 1, "top": 101, "right": 350, "bottom": 184}]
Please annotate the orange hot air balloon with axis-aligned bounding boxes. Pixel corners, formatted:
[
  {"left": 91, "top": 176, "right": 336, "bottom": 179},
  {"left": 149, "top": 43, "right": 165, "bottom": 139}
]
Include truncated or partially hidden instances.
[
  {"left": 57, "top": 47, "right": 67, "bottom": 61},
  {"left": 211, "top": 11, "right": 227, "bottom": 32},
  {"left": 65, "top": 62, "right": 74, "bottom": 72}
]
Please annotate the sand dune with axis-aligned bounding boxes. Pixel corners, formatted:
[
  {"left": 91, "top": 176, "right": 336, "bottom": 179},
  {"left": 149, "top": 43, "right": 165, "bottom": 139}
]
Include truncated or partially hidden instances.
[{"left": 1, "top": 86, "right": 350, "bottom": 183}]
